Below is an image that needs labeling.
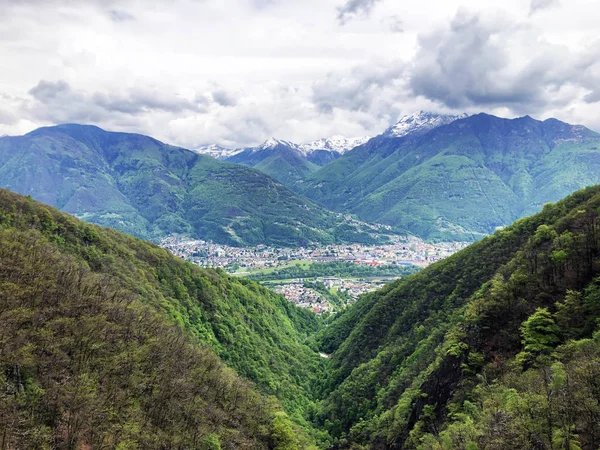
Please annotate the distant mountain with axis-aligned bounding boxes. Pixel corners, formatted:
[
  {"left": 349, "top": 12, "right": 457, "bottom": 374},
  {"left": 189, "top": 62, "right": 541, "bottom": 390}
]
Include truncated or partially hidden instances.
[
  {"left": 194, "top": 143, "right": 240, "bottom": 159},
  {"left": 383, "top": 110, "right": 468, "bottom": 138},
  {"left": 297, "top": 112, "right": 600, "bottom": 241},
  {"left": 0, "top": 124, "right": 387, "bottom": 247},
  {"left": 227, "top": 138, "right": 322, "bottom": 185},
  {"left": 196, "top": 135, "right": 368, "bottom": 160},
  {"left": 194, "top": 135, "right": 369, "bottom": 183},
  {"left": 299, "top": 135, "right": 370, "bottom": 155}
]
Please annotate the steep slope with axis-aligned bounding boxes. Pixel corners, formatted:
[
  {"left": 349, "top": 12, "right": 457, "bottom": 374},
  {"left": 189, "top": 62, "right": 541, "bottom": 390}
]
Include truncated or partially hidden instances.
[
  {"left": 0, "top": 189, "right": 329, "bottom": 437},
  {"left": 0, "top": 190, "right": 319, "bottom": 449},
  {"left": 314, "top": 185, "right": 600, "bottom": 449},
  {"left": 299, "top": 113, "right": 600, "bottom": 241},
  {"left": 0, "top": 124, "right": 383, "bottom": 247}
]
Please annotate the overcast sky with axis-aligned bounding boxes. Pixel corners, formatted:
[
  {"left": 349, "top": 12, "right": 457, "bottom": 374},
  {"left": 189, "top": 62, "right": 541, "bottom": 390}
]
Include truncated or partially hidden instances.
[{"left": 1, "top": 0, "right": 600, "bottom": 148}]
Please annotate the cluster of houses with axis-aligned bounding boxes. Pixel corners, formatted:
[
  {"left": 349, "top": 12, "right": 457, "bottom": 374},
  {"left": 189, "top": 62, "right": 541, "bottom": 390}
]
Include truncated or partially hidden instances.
[
  {"left": 158, "top": 236, "right": 470, "bottom": 313},
  {"left": 159, "top": 236, "right": 470, "bottom": 272}
]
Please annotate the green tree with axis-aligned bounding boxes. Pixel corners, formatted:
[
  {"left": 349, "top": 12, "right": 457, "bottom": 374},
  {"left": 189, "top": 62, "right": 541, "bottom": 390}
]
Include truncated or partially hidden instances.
[
  {"left": 516, "top": 308, "right": 561, "bottom": 368},
  {"left": 270, "top": 412, "right": 300, "bottom": 450}
]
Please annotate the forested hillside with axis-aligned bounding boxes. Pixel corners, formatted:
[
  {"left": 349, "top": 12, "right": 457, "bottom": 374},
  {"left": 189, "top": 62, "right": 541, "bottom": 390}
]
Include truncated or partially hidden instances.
[
  {"left": 0, "top": 124, "right": 382, "bottom": 247},
  {"left": 0, "top": 189, "right": 327, "bottom": 448},
  {"left": 298, "top": 114, "right": 600, "bottom": 241},
  {"left": 313, "top": 185, "right": 600, "bottom": 448},
  {"left": 4, "top": 184, "right": 600, "bottom": 449}
]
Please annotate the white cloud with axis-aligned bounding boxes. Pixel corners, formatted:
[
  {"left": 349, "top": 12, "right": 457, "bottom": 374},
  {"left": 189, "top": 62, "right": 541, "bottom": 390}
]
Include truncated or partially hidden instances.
[{"left": 1, "top": 0, "right": 600, "bottom": 147}]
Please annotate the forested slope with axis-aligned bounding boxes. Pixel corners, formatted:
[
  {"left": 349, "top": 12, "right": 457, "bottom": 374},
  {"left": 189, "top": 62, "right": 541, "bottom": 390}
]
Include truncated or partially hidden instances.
[
  {"left": 315, "top": 185, "right": 600, "bottom": 449},
  {"left": 0, "top": 189, "right": 327, "bottom": 448}
]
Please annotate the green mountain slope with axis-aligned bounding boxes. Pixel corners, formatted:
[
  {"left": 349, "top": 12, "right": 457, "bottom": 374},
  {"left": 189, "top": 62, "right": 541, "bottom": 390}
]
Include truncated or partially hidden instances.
[
  {"left": 298, "top": 114, "right": 600, "bottom": 241},
  {"left": 0, "top": 124, "right": 379, "bottom": 247},
  {"left": 0, "top": 189, "right": 328, "bottom": 446},
  {"left": 313, "top": 185, "right": 600, "bottom": 448},
  {"left": 0, "top": 190, "right": 318, "bottom": 449},
  {"left": 227, "top": 142, "right": 320, "bottom": 186}
]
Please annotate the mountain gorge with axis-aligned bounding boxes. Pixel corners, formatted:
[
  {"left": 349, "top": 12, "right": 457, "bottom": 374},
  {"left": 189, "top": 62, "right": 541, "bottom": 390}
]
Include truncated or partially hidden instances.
[
  {"left": 297, "top": 112, "right": 600, "bottom": 241},
  {"left": 0, "top": 124, "right": 385, "bottom": 247},
  {"left": 4, "top": 184, "right": 600, "bottom": 449}
]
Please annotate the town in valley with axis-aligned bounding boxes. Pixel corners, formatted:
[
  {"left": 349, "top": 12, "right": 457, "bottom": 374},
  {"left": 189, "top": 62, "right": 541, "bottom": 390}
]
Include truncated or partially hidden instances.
[{"left": 161, "top": 235, "right": 470, "bottom": 314}]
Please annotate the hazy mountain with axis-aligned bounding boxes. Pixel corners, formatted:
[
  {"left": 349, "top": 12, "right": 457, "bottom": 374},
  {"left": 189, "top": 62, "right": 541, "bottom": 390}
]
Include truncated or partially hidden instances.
[
  {"left": 0, "top": 124, "right": 386, "bottom": 247},
  {"left": 226, "top": 138, "right": 322, "bottom": 185},
  {"left": 298, "top": 112, "right": 600, "bottom": 241}
]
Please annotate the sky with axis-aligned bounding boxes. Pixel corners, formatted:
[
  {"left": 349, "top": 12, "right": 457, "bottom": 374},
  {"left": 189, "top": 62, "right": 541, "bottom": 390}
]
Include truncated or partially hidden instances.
[{"left": 1, "top": 0, "right": 600, "bottom": 148}]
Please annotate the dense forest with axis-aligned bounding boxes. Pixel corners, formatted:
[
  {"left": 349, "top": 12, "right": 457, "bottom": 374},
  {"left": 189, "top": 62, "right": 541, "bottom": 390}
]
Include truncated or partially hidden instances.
[
  {"left": 3, "top": 185, "right": 600, "bottom": 449},
  {"left": 0, "top": 189, "right": 325, "bottom": 449},
  {"left": 313, "top": 185, "right": 600, "bottom": 448}
]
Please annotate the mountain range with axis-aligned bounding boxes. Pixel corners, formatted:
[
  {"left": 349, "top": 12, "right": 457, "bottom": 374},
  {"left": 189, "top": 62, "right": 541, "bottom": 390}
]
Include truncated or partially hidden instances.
[
  {"left": 197, "top": 135, "right": 369, "bottom": 161},
  {"left": 0, "top": 124, "right": 389, "bottom": 247},
  {"left": 197, "top": 136, "right": 369, "bottom": 185},
  {"left": 194, "top": 110, "right": 600, "bottom": 242},
  {"left": 3, "top": 111, "right": 600, "bottom": 245},
  {"left": 295, "top": 112, "right": 600, "bottom": 240}
]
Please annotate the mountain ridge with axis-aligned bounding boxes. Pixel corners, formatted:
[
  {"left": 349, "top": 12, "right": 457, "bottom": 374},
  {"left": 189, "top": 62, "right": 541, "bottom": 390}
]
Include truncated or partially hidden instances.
[
  {"left": 0, "top": 123, "right": 389, "bottom": 247},
  {"left": 195, "top": 135, "right": 370, "bottom": 160},
  {"left": 296, "top": 112, "right": 600, "bottom": 241}
]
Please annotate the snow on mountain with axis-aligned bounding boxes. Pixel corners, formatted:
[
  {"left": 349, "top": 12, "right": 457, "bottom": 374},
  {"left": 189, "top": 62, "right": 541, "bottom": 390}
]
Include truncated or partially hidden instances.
[
  {"left": 256, "top": 138, "right": 299, "bottom": 151},
  {"left": 299, "top": 135, "right": 370, "bottom": 154},
  {"left": 195, "top": 111, "right": 466, "bottom": 160},
  {"left": 194, "top": 144, "right": 243, "bottom": 159},
  {"left": 384, "top": 111, "right": 468, "bottom": 138}
]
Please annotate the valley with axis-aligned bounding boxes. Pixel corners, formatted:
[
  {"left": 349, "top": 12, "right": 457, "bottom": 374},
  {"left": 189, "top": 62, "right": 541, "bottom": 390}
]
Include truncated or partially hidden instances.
[
  {"left": 4, "top": 185, "right": 600, "bottom": 449},
  {"left": 5, "top": 2, "right": 600, "bottom": 449},
  {"left": 160, "top": 235, "right": 468, "bottom": 312}
]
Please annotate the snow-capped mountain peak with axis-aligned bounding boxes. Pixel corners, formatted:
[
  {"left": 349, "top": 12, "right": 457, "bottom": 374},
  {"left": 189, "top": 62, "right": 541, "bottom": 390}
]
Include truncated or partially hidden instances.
[
  {"left": 299, "top": 135, "right": 370, "bottom": 154},
  {"left": 384, "top": 111, "right": 468, "bottom": 138},
  {"left": 194, "top": 144, "right": 242, "bottom": 159},
  {"left": 195, "top": 134, "right": 370, "bottom": 160},
  {"left": 257, "top": 138, "right": 299, "bottom": 151}
]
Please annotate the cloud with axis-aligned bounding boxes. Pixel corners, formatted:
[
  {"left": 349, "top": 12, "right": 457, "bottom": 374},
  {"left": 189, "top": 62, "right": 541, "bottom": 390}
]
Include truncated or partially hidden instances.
[
  {"left": 383, "top": 15, "right": 403, "bottom": 33},
  {"left": 27, "top": 80, "right": 206, "bottom": 124},
  {"left": 108, "top": 9, "right": 135, "bottom": 22},
  {"left": 3, "top": 0, "right": 600, "bottom": 146},
  {"left": 337, "top": 0, "right": 382, "bottom": 25},
  {"left": 212, "top": 89, "right": 237, "bottom": 107},
  {"left": 583, "top": 90, "right": 600, "bottom": 104},
  {"left": 29, "top": 80, "right": 72, "bottom": 102},
  {"left": 312, "top": 60, "right": 406, "bottom": 114},
  {"left": 529, "top": 0, "right": 560, "bottom": 16},
  {"left": 407, "top": 10, "right": 600, "bottom": 113}
]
